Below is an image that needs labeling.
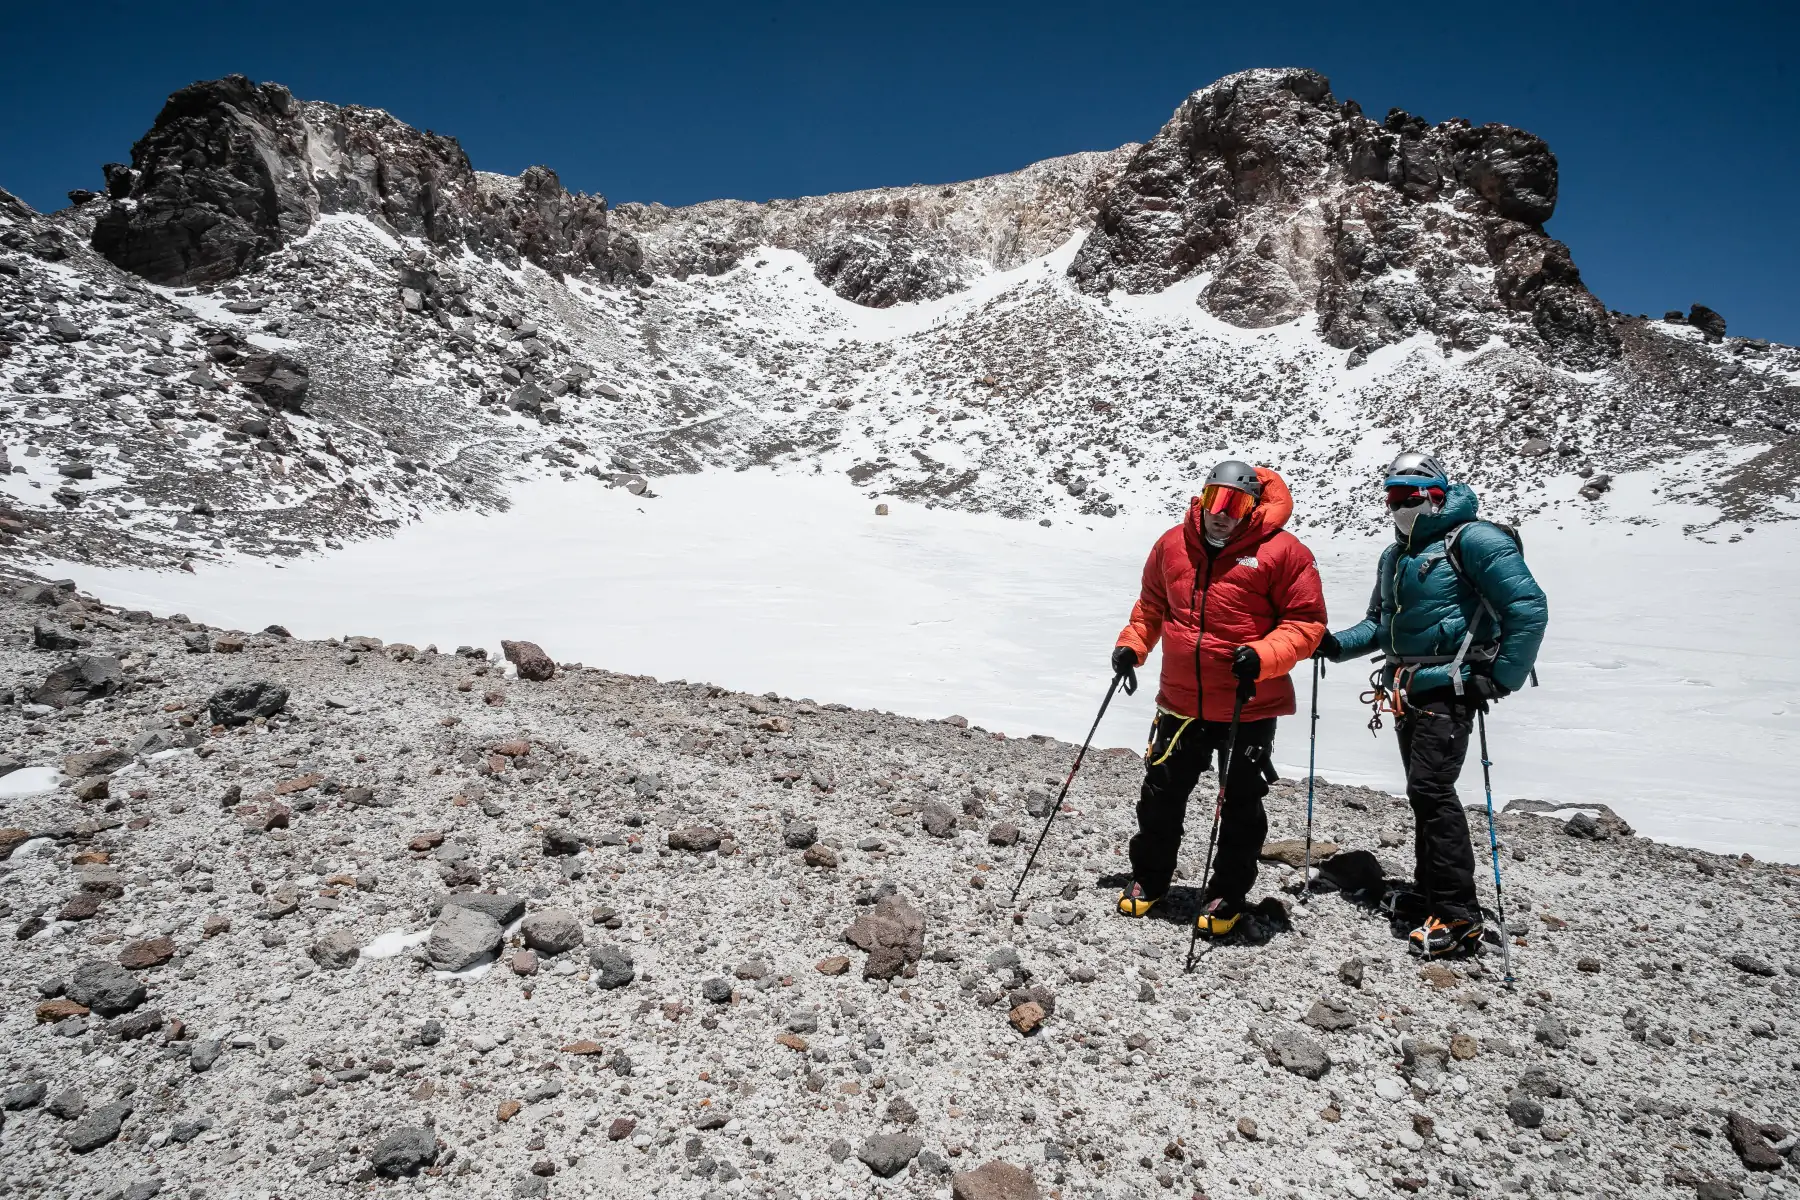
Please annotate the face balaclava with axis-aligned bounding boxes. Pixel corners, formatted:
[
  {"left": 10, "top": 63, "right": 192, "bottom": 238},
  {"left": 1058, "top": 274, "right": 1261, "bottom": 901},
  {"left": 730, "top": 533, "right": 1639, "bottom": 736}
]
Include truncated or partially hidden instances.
[{"left": 1391, "top": 496, "right": 1440, "bottom": 538}]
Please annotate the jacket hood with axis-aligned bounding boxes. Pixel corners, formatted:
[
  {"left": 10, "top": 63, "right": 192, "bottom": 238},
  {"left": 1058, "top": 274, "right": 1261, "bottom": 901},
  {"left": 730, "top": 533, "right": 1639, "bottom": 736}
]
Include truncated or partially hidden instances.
[
  {"left": 1397, "top": 480, "right": 1479, "bottom": 545},
  {"left": 1184, "top": 466, "right": 1294, "bottom": 560}
]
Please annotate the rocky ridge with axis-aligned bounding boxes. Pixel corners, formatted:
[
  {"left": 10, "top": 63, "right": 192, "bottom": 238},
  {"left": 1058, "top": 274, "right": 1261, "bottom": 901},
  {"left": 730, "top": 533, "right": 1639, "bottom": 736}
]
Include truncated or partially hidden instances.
[
  {"left": 1, "top": 70, "right": 1797, "bottom": 574},
  {"left": 0, "top": 577, "right": 1796, "bottom": 1200}
]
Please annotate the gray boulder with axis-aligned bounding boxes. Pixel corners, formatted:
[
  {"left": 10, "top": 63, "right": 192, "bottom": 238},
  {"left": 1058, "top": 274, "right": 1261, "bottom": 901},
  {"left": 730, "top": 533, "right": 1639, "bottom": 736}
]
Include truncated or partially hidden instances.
[
  {"left": 858, "top": 1132, "right": 923, "bottom": 1178},
  {"left": 66, "top": 960, "right": 146, "bottom": 1016},
  {"left": 207, "top": 680, "right": 289, "bottom": 727},
  {"left": 521, "top": 909, "right": 583, "bottom": 957},
  {"left": 33, "top": 654, "right": 124, "bottom": 708},
  {"left": 441, "top": 891, "right": 526, "bottom": 926},
  {"left": 308, "top": 930, "right": 360, "bottom": 970},
  {"left": 425, "top": 905, "right": 502, "bottom": 972},
  {"left": 588, "top": 944, "right": 635, "bottom": 989},
  {"left": 65, "top": 1100, "right": 131, "bottom": 1152},
  {"left": 370, "top": 1126, "right": 438, "bottom": 1177}
]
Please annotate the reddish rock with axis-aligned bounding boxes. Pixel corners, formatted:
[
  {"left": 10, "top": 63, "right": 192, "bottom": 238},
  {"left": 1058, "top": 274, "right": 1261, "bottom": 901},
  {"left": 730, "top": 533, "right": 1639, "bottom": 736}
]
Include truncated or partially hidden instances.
[
  {"left": 952, "top": 1160, "right": 1041, "bottom": 1200},
  {"left": 510, "top": 949, "right": 539, "bottom": 976},
  {"left": 815, "top": 955, "right": 851, "bottom": 976},
  {"left": 501, "top": 640, "right": 556, "bottom": 682},
  {"left": 497, "top": 1099, "right": 522, "bottom": 1122},
  {"left": 58, "top": 893, "right": 102, "bottom": 921},
  {"left": 490, "top": 739, "right": 531, "bottom": 758},
  {"left": 202, "top": 915, "right": 231, "bottom": 938},
  {"left": 607, "top": 1117, "right": 636, "bottom": 1141},
  {"left": 561, "top": 1040, "right": 603, "bottom": 1056},
  {"left": 37, "top": 998, "right": 89, "bottom": 1023},
  {"left": 118, "top": 936, "right": 177, "bottom": 969},
  {"left": 1008, "top": 1001, "right": 1046, "bottom": 1035},
  {"left": 0, "top": 829, "right": 31, "bottom": 858},
  {"left": 273, "top": 772, "right": 323, "bottom": 795}
]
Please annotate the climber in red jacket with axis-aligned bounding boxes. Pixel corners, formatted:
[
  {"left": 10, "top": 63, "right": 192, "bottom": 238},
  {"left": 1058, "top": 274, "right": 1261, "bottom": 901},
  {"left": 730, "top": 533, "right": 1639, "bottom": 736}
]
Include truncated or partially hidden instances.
[{"left": 1111, "top": 461, "right": 1327, "bottom": 935}]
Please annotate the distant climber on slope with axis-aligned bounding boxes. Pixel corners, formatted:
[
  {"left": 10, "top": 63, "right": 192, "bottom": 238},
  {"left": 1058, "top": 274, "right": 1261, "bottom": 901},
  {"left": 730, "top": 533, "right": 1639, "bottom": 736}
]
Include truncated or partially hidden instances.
[
  {"left": 1314, "top": 451, "right": 1548, "bottom": 958},
  {"left": 1110, "top": 461, "right": 1327, "bottom": 936}
]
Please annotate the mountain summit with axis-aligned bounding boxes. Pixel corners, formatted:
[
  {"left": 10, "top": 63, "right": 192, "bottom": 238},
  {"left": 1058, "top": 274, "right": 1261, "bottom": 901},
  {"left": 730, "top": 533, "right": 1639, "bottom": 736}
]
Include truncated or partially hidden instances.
[{"left": 0, "top": 70, "right": 1793, "bottom": 568}]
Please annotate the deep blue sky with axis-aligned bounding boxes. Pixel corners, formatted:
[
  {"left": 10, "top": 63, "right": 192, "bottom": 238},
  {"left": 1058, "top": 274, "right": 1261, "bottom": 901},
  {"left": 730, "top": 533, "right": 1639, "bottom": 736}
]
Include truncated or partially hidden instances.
[{"left": 4, "top": 1, "right": 1795, "bottom": 340}]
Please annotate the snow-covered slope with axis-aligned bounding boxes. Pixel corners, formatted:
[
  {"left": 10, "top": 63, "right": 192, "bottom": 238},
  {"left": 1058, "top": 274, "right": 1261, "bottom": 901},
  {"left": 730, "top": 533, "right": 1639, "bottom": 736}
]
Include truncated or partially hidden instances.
[{"left": 1, "top": 68, "right": 1796, "bottom": 575}]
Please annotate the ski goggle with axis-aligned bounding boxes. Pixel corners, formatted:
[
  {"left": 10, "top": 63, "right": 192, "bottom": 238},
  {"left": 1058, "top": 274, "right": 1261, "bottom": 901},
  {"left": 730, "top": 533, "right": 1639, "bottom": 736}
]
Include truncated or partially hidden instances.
[
  {"left": 1385, "top": 484, "right": 1446, "bottom": 510},
  {"left": 1200, "top": 484, "right": 1257, "bottom": 520}
]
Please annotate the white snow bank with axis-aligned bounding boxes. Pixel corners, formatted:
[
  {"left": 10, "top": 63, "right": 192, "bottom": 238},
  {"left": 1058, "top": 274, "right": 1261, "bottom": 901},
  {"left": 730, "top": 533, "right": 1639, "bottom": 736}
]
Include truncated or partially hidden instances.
[
  {"left": 0, "top": 767, "right": 62, "bottom": 801},
  {"left": 360, "top": 929, "right": 429, "bottom": 960},
  {"left": 55, "top": 469, "right": 1800, "bottom": 862}
]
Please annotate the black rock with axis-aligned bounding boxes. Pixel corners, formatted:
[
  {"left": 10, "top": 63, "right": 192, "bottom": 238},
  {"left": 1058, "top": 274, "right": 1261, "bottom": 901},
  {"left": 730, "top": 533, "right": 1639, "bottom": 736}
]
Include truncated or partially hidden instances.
[
  {"left": 1729, "top": 954, "right": 1776, "bottom": 978},
  {"left": 65, "top": 960, "right": 146, "bottom": 1016},
  {"left": 589, "top": 944, "right": 635, "bottom": 989},
  {"left": 370, "top": 1126, "right": 438, "bottom": 1177},
  {"left": 32, "top": 620, "right": 90, "bottom": 651},
  {"left": 233, "top": 351, "right": 310, "bottom": 413},
  {"left": 2, "top": 1081, "right": 46, "bottom": 1110},
  {"left": 207, "top": 680, "right": 289, "bottom": 727},
  {"left": 1688, "top": 304, "right": 1727, "bottom": 342},
  {"left": 189, "top": 1039, "right": 223, "bottom": 1072},
  {"left": 46, "top": 1088, "right": 86, "bottom": 1120},
  {"left": 701, "top": 977, "right": 733, "bottom": 1004},
  {"left": 1506, "top": 1093, "right": 1544, "bottom": 1129},
  {"left": 65, "top": 1100, "right": 131, "bottom": 1153},
  {"left": 857, "top": 1132, "right": 923, "bottom": 1178},
  {"left": 33, "top": 654, "right": 124, "bottom": 708}
]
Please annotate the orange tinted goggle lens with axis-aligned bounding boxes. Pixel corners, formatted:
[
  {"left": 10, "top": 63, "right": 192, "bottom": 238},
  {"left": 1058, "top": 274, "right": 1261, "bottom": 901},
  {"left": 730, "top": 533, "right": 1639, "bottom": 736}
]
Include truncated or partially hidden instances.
[{"left": 1201, "top": 485, "right": 1256, "bottom": 519}]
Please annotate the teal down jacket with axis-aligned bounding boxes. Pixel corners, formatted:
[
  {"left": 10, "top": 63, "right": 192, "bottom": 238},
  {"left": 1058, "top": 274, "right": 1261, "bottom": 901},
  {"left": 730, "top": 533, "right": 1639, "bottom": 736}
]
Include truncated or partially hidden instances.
[{"left": 1329, "top": 483, "right": 1548, "bottom": 696}]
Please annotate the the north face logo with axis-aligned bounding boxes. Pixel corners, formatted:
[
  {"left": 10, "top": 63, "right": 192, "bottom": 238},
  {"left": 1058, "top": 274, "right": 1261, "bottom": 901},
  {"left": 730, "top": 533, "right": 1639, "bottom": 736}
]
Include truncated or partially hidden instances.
[{"left": 1237, "top": 556, "right": 1259, "bottom": 569}]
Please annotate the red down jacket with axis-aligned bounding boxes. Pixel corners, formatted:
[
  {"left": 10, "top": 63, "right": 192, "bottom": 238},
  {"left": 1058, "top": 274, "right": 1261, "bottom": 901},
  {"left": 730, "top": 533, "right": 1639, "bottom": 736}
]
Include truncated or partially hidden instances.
[{"left": 1115, "top": 467, "right": 1327, "bottom": 722}]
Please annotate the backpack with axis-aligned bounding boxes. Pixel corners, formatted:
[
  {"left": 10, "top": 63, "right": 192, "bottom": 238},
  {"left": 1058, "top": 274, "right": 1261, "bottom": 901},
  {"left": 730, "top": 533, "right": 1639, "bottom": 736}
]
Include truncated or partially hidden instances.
[{"left": 1441, "top": 521, "right": 1539, "bottom": 693}]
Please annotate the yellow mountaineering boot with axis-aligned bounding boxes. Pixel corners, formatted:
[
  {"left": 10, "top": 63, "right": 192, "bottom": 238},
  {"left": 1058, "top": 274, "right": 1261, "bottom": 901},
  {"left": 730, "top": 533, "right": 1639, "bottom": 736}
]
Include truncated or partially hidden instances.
[
  {"left": 1117, "top": 880, "right": 1159, "bottom": 918},
  {"left": 1196, "top": 897, "right": 1242, "bottom": 937}
]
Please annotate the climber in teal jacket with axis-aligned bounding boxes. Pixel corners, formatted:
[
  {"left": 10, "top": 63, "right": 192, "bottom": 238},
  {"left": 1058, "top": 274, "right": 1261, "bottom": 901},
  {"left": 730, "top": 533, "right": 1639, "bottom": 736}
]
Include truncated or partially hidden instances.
[{"left": 1316, "top": 451, "right": 1548, "bottom": 959}]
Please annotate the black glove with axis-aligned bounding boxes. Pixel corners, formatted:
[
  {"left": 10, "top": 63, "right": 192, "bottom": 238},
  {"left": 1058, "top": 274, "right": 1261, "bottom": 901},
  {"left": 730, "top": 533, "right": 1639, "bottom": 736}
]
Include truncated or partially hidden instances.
[
  {"left": 1469, "top": 673, "right": 1510, "bottom": 702},
  {"left": 1231, "top": 645, "right": 1259, "bottom": 701},
  {"left": 1312, "top": 631, "right": 1340, "bottom": 661},
  {"left": 1111, "top": 646, "right": 1138, "bottom": 695}
]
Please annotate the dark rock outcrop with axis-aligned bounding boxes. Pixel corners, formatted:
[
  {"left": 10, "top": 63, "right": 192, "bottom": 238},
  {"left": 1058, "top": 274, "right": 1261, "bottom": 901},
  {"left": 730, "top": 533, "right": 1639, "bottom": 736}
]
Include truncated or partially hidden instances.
[
  {"left": 1069, "top": 67, "right": 1619, "bottom": 368},
  {"left": 90, "top": 75, "right": 645, "bottom": 287}
]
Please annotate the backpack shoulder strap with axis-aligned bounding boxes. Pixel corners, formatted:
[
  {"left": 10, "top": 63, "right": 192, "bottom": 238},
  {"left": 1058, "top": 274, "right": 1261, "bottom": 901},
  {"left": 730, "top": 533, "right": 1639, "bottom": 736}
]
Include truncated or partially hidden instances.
[{"left": 1443, "top": 522, "right": 1501, "bottom": 697}]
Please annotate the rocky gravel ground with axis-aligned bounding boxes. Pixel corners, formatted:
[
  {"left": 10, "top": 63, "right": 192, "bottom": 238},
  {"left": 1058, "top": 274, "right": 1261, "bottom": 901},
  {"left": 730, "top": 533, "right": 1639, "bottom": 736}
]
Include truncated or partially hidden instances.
[{"left": 0, "top": 575, "right": 1796, "bottom": 1200}]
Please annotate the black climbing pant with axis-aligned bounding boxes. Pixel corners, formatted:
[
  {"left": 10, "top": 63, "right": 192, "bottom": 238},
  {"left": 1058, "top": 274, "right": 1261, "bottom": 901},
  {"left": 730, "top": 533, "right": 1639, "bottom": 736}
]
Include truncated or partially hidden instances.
[
  {"left": 1128, "top": 710, "right": 1276, "bottom": 903},
  {"left": 1396, "top": 698, "right": 1481, "bottom": 923}
]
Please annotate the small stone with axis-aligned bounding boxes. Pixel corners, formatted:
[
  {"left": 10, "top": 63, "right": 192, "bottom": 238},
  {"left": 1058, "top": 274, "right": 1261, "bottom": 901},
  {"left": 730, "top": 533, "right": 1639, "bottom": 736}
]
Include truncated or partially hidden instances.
[
  {"left": 561, "top": 1040, "right": 603, "bottom": 1055},
  {"left": 1506, "top": 1094, "right": 1544, "bottom": 1128},
  {"left": 37, "top": 998, "right": 88, "bottom": 1023},
  {"left": 815, "top": 955, "right": 851, "bottom": 976},
  {"left": 1236, "top": 1117, "right": 1260, "bottom": 1141},
  {"left": 58, "top": 893, "right": 102, "bottom": 921},
  {"left": 189, "top": 1038, "right": 223, "bottom": 1072},
  {"left": 370, "top": 1126, "right": 438, "bottom": 1177},
  {"left": 843, "top": 894, "right": 926, "bottom": 980},
  {"left": 206, "top": 680, "right": 289, "bottom": 728},
  {"left": 498, "top": 1099, "right": 522, "bottom": 1122},
  {"left": 64, "top": 1100, "right": 131, "bottom": 1152},
  {"left": 117, "top": 936, "right": 177, "bottom": 970},
  {"left": 510, "top": 949, "right": 539, "bottom": 976},
  {"left": 803, "top": 843, "right": 839, "bottom": 868},
  {"left": 1449, "top": 1034, "right": 1479, "bottom": 1061},
  {"left": 308, "top": 930, "right": 360, "bottom": 970},
  {"left": 501, "top": 639, "right": 556, "bottom": 681},
  {"left": 541, "top": 827, "right": 581, "bottom": 856},
  {"left": 1009, "top": 1000, "right": 1046, "bottom": 1035},
  {"left": 952, "top": 1160, "right": 1041, "bottom": 1200},
  {"left": 521, "top": 908, "right": 584, "bottom": 956},
  {"left": 858, "top": 1132, "right": 923, "bottom": 1178},
  {"left": 1730, "top": 954, "right": 1776, "bottom": 978},
  {"left": 668, "top": 826, "right": 722, "bottom": 853},
  {"left": 65, "top": 960, "right": 146, "bottom": 1016},
  {"left": 1725, "top": 1111, "right": 1787, "bottom": 1171},
  {"left": 701, "top": 978, "right": 734, "bottom": 1004},
  {"left": 425, "top": 905, "right": 503, "bottom": 971},
  {"left": 607, "top": 1117, "right": 637, "bottom": 1141},
  {"left": 1533, "top": 1014, "right": 1569, "bottom": 1049},
  {"left": 1263, "top": 1029, "right": 1331, "bottom": 1079},
  {"left": 588, "top": 944, "right": 635, "bottom": 989},
  {"left": 986, "top": 823, "right": 1021, "bottom": 847},
  {"left": 46, "top": 1088, "right": 86, "bottom": 1120},
  {"left": 1259, "top": 839, "right": 1336, "bottom": 868},
  {"left": 3, "top": 1081, "right": 46, "bottom": 1110},
  {"left": 781, "top": 820, "right": 818, "bottom": 849},
  {"left": 1338, "top": 959, "right": 1364, "bottom": 988}
]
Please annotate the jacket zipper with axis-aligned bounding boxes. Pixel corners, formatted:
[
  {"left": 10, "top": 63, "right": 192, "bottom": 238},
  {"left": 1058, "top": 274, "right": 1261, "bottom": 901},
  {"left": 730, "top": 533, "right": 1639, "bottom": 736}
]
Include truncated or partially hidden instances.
[{"left": 1191, "top": 554, "right": 1216, "bottom": 720}]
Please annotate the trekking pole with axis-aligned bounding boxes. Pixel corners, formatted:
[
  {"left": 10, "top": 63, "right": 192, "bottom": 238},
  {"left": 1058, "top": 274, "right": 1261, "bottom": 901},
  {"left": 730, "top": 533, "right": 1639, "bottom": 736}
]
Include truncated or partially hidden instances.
[
  {"left": 1009, "top": 672, "right": 1127, "bottom": 906},
  {"left": 1185, "top": 688, "right": 1248, "bottom": 973},
  {"left": 1475, "top": 709, "right": 1517, "bottom": 985},
  {"left": 1301, "top": 656, "right": 1322, "bottom": 903}
]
